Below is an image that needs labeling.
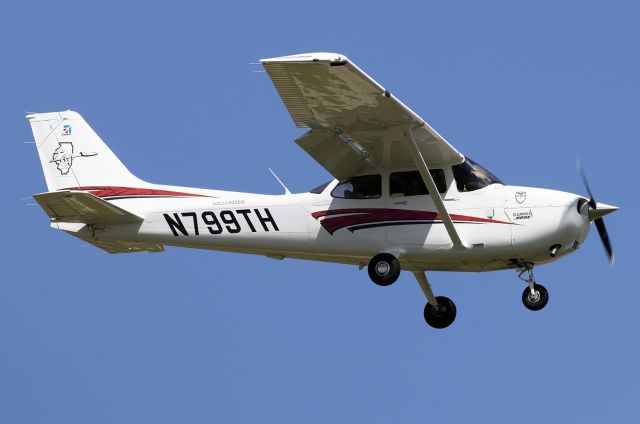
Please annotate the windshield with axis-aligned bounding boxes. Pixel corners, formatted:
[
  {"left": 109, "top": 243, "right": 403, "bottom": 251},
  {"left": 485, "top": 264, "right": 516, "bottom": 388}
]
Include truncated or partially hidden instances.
[{"left": 452, "top": 158, "right": 503, "bottom": 192}]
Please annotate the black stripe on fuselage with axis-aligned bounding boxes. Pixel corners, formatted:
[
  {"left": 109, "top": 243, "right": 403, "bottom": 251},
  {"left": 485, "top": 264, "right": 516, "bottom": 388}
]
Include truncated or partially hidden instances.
[{"left": 348, "top": 220, "right": 485, "bottom": 232}]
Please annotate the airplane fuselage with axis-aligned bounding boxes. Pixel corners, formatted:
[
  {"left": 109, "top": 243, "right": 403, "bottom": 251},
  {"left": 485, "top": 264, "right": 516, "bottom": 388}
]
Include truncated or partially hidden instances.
[{"left": 69, "top": 180, "right": 589, "bottom": 272}]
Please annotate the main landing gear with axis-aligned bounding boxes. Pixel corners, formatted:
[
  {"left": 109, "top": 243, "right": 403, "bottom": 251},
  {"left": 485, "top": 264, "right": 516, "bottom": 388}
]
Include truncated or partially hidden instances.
[
  {"left": 518, "top": 265, "right": 549, "bottom": 311},
  {"left": 414, "top": 271, "right": 456, "bottom": 329},
  {"left": 366, "top": 255, "right": 550, "bottom": 328},
  {"left": 367, "top": 253, "right": 456, "bottom": 329},
  {"left": 368, "top": 253, "right": 401, "bottom": 286}
]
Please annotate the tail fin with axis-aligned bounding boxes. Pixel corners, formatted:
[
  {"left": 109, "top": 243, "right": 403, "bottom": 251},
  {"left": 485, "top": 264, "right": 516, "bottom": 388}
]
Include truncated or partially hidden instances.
[{"left": 27, "top": 110, "right": 144, "bottom": 191}]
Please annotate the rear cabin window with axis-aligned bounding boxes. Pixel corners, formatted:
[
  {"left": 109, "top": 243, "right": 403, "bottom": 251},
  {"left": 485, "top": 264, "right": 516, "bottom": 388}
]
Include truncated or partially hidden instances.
[
  {"left": 389, "top": 170, "right": 446, "bottom": 197},
  {"left": 309, "top": 180, "right": 332, "bottom": 194},
  {"left": 331, "top": 174, "right": 381, "bottom": 199},
  {"left": 452, "top": 158, "right": 503, "bottom": 192}
]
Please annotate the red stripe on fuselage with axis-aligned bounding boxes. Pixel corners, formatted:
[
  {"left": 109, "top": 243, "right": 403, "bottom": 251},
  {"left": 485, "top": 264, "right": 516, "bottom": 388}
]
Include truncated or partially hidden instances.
[
  {"left": 61, "top": 186, "right": 211, "bottom": 198},
  {"left": 312, "top": 208, "right": 511, "bottom": 234}
]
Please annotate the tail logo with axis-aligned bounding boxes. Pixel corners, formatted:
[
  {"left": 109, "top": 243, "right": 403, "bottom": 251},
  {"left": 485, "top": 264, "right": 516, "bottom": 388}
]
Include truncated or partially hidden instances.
[{"left": 49, "top": 142, "right": 98, "bottom": 175}]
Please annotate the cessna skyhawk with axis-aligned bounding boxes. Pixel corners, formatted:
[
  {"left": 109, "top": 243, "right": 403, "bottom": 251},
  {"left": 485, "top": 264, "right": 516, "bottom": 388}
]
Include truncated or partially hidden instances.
[{"left": 28, "top": 52, "right": 618, "bottom": 328}]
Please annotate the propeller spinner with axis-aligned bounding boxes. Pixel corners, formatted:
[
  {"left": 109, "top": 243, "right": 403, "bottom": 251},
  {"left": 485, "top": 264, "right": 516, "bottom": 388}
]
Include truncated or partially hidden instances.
[{"left": 579, "top": 164, "right": 618, "bottom": 265}]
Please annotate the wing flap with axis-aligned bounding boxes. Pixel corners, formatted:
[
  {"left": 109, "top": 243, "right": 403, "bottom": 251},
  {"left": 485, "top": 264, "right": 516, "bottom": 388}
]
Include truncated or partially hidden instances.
[
  {"left": 296, "top": 129, "right": 374, "bottom": 180},
  {"left": 34, "top": 191, "right": 143, "bottom": 225}
]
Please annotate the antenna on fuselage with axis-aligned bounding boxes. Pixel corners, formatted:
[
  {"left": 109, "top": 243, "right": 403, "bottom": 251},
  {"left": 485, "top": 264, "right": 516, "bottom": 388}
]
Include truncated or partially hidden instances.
[{"left": 268, "top": 168, "right": 291, "bottom": 195}]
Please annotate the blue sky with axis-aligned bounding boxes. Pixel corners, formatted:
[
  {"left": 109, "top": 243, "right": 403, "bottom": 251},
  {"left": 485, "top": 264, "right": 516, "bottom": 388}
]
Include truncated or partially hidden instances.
[{"left": 1, "top": 1, "right": 638, "bottom": 422}]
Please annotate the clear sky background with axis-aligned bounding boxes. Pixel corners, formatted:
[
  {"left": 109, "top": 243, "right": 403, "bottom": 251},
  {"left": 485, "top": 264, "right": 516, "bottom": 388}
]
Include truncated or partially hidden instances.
[{"left": 1, "top": 1, "right": 637, "bottom": 422}]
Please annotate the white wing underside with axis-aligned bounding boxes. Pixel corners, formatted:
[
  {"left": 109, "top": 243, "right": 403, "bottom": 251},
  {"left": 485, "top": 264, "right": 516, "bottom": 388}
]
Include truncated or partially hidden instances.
[{"left": 261, "top": 52, "right": 464, "bottom": 180}]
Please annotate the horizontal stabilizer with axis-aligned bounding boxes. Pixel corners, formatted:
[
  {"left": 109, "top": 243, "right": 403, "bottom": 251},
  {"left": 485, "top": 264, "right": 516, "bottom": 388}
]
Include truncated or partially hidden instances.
[
  {"left": 34, "top": 190, "right": 143, "bottom": 225},
  {"left": 71, "top": 232, "right": 164, "bottom": 254}
]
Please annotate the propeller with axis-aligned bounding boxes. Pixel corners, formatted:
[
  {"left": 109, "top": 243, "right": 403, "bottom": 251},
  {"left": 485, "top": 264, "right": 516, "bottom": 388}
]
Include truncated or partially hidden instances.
[{"left": 578, "top": 163, "right": 618, "bottom": 265}]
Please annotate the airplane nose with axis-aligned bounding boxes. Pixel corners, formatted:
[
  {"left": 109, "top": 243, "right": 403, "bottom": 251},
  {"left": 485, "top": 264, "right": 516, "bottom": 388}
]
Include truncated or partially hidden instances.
[{"left": 588, "top": 202, "right": 619, "bottom": 221}]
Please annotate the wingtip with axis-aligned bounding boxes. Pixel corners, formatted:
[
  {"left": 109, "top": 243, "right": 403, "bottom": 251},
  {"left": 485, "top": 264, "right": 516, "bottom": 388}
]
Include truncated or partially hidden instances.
[{"left": 260, "top": 52, "right": 347, "bottom": 64}]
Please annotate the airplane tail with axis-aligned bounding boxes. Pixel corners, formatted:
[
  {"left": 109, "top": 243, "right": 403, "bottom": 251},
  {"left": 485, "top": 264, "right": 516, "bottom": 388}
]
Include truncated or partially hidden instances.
[{"left": 27, "top": 110, "right": 145, "bottom": 192}]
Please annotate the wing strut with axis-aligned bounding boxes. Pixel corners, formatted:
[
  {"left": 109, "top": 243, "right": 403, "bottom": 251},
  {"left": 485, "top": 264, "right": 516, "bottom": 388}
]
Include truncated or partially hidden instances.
[{"left": 404, "top": 125, "right": 468, "bottom": 250}]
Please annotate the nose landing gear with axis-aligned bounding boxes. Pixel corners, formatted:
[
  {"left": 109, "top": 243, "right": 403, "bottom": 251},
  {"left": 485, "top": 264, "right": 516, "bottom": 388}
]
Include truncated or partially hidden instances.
[{"left": 518, "top": 265, "right": 549, "bottom": 311}]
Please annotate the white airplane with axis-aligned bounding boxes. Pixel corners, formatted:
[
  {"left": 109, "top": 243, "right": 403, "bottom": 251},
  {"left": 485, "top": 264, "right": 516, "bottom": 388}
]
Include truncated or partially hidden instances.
[{"left": 28, "top": 52, "right": 618, "bottom": 328}]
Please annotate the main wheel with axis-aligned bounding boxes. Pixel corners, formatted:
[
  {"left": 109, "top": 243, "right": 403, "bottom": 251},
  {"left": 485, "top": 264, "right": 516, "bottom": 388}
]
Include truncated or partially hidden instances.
[
  {"left": 367, "top": 253, "right": 400, "bottom": 286},
  {"left": 522, "top": 283, "right": 549, "bottom": 311},
  {"left": 423, "top": 296, "right": 457, "bottom": 329}
]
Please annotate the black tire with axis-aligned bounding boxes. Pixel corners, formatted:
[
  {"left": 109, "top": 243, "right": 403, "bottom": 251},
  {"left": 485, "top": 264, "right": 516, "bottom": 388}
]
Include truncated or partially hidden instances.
[
  {"left": 423, "top": 296, "right": 457, "bottom": 329},
  {"left": 367, "top": 253, "right": 400, "bottom": 286},
  {"left": 521, "top": 283, "right": 549, "bottom": 311}
]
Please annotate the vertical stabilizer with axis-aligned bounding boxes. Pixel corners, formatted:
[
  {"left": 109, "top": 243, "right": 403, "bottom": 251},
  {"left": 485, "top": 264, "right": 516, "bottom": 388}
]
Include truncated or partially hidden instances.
[{"left": 27, "top": 110, "right": 144, "bottom": 191}]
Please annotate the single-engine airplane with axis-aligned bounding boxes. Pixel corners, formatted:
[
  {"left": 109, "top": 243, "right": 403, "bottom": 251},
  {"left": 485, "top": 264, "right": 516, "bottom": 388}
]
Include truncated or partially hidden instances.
[{"left": 29, "top": 52, "right": 618, "bottom": 328}]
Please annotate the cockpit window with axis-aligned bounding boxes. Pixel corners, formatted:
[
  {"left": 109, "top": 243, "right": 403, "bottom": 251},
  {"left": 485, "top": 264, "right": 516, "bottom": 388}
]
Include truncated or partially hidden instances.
[
  {"left": 452, "top": 158, "right": 503, "bottom": 192},
  {"left": 331, "top": 174, "right": 381, "bottom": 199},
  {"left": 309, "top": 180, "right": 332, "bottom": 194},
  {"left": 389, "top": 170, "right": 446, "bottom": 197}
]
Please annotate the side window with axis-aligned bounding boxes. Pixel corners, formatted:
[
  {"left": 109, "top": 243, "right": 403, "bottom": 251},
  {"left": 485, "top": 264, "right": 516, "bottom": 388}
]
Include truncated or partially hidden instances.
[
  {"left": 389, "top": 170, "right": 446, "bottom": 197},
  {"left": 309, "top": 180, "right": 332, "bottom": 194},
  {"left": 331, "top": 174, "right": 381, "bottom": 199}
]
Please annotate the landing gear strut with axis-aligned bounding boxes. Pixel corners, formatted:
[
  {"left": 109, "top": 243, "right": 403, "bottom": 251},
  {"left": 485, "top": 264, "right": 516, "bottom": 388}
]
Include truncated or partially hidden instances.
[
  {"left": 414, "top": 271, "right": 456, "bottom": 329},
  {"left": 518, "top": 265, "right": 549, "bottom": 311}
]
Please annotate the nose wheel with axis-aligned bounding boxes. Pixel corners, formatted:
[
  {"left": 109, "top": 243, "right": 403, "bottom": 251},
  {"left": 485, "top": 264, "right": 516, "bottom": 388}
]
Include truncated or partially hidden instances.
[
  {"left": 518, "top": 265, "right": 549, "bottom": 311},
  {"left": 522, "top": 284, "right": 548, "bottom": 311}
]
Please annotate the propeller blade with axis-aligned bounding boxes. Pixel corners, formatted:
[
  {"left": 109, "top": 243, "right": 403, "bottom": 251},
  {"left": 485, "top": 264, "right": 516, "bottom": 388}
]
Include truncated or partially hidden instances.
[
  {"left": 578, "top": 161, "right": 597, "bottom": 209},
  {"left": 578, "top": 160, "right": 616, "bottom": 266},
  {"left": 593, "top": 217, "right": 615, "bottom": 266}
]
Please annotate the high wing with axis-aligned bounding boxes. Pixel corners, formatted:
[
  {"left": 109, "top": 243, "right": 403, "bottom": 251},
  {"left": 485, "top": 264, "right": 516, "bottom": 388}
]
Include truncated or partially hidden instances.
[{"left": 261, "top": 52, "right": 464, "bottom": 180}]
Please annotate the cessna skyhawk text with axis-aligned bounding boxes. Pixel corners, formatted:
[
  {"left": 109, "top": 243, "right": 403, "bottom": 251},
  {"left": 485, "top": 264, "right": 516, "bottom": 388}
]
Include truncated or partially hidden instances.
[{"left": 29, "top": 52, "right": 618, "bottom": 328}]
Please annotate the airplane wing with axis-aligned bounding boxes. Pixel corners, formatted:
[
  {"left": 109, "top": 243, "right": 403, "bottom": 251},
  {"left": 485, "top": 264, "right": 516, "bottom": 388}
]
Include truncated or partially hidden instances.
[
  {"left": 33, "top": 190, "right": 143, "bottom": 225},
  {"left": 261, "top": 52, "right": 464, "bottom": 180}
]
